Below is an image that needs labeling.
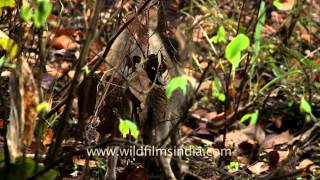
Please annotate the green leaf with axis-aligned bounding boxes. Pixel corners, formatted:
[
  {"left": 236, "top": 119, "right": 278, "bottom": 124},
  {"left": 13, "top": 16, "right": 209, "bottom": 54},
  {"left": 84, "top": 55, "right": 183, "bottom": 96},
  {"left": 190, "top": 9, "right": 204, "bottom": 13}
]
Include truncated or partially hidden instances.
[
  {"left": 250, "top": 110, "right": 259, "bottom": 125},
  {"left": 240, "top": 110, "right": 259, "bottom": 125},
  {"left": 165, "top": 75, "right": 189, "bottom": 98},
  {"left": 225, "top": 34, "right": 250, "bottom": 71},
  {"left": 227, "top": 161, "right": 240, "bottom": 172},
  {"left": 300, "top": 98, "right": 312, "bottom": 114},
  {"left": 0, "top": 56, "right": 6, "bottom": 66},
  {"left": 36, "top": 101, "right": 50, "bottom": 113},
  {"left": 210, "top": 26, "right": 226, "bottom": 44},
  {"left": 0, "top": 0, "right": 15, "bottom": 9},
  {"left": 273, "top": 0, "right": 295, "bottom": 11},
  {"left": 240, "top": 113, "right": 252, "bottom": 123},
  {"left": 118, "top": 119, "right": 139, "bottom": 139},
  {"left": 119, "top": 119, "right": 130, "bottom": 138},
  {"left": 82, "top": 65, "right": 90, "bottom": 75},
  {"left": 0, "top": 38, "right": 19, "bottom": 59},
  {"left": 124, "top": 120, "right": 139, "bottom": 139},
  {"left": 21, "top": 3, "right": 33, "bottom": 21},
  {"left": 33, "top": 0, "right": 52, "bottom": 28},
  {"left": 217, "top": 93, "right": 226, "bottom": 102},
  {"left": 211, "top": 77, "right": 225, "bottom": 102},
  {"left": 271, "top": 63, "right": 284, "bottom": 77}
]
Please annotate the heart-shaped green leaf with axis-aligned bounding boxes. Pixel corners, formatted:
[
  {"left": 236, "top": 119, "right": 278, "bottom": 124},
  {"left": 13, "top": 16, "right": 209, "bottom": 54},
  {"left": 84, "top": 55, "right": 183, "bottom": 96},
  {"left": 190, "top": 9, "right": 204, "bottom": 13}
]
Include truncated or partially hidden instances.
[
  {"left": 119, "top": 119, "right": 139, "bottom": 139},
  {"left": 165, "top": 75, "right": 190, "bottom": 98},
  {"left": 33, "top": 0, "right": 52, "bottom": 28},
  {"left": 225, "top": 34, "right": 250, "bottom": 71}
]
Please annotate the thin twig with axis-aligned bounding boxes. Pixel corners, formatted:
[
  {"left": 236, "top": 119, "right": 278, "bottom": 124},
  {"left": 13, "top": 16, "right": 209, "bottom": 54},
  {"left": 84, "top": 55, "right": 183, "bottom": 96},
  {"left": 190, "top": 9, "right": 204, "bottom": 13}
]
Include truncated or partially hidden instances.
[{"left": 45, "top": 0, "right": 104, "bottom": 164}]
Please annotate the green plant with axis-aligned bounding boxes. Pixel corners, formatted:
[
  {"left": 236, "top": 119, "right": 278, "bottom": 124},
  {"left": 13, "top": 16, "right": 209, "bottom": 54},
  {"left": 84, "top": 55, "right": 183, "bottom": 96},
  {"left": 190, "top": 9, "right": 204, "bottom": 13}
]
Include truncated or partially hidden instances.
[
  {"left": 240, "top": 110, "right": 259, "bottom": 125},
  {"left": 211, "top": 26, "right": 226, "bottom": 44},
  {"left": 211, "top": 76, "right": 226, "bottom": 102},
  {"left": 20, "top": 0, "right": 52, "bottom": 28},
  {"left": 36, "top": 101, "right": 50, "bottom": 113},
  {"left": 118, "top": 119, "right": 139, "bottom": 139},
  {"left": 300, "top": 98, "right": 315, "bottom": 122},
  {"left": 225, "top": 34, "right": 250, "bottom": 75},
  {"left": 165, "top": 75, "right": 190, "bottom": 98},
  {"left": 227, "top": 161, "right": 240, "bottom": 172}
]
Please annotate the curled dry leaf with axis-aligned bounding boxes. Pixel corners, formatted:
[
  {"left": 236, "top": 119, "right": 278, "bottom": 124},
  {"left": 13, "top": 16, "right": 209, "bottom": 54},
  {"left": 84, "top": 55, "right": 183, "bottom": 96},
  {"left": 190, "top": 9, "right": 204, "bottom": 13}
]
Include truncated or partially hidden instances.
[
  {"left": 7, "top": 59, "right": 39, "bottom": 162},
  {"left": 268, "top": 150, "right": 280, "bottom": 167}
]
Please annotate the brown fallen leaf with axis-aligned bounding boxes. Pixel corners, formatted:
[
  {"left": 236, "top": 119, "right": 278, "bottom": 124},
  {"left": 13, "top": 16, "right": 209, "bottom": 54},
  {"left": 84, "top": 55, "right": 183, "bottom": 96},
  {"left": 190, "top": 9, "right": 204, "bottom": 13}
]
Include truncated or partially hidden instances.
[
  {"left": 262, "top": 131, "right": 293, "bottom": 149},
  {"left": 199, "top": 80, "right": 211, "bottom": 91},
  {"left": 299, "top": 159, "right": 314, "bottom": 169},
  {"left": 248, "top": 162, "right": 269, "bottom": 175},
  {"left": 52, "top": 27, "right": 77, "bottom": 36},
  {"left": 215, "top": 130, "right": 250, "bottom": 148},
  {"left": 43, "top": 128, "right": 53, "bottom": 146},
  {"left": 195, "top": 120, "right": 213, "bottom": 136},
  {"left": 52, "top": 35, "right": 79, "bottom": 50},
  {"left": 180, "top": 125, "right": 193, "bottom": 135}
]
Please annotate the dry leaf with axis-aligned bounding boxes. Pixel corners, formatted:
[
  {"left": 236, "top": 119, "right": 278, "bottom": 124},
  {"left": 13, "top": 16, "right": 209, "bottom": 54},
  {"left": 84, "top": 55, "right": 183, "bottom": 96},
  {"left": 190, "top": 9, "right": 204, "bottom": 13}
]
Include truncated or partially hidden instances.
[
  {"left": 299, "top": 159, "right": 314, "bottom": 169},
  {"left": 43, "top": 128, "right": 53, "bottom": 146},
  {"left": 52, "top": 35, "right": 79, "bottom": 50},
  {"left": 180, "top": 125, "right": 192, "bottom": 135},
  {"left": 7, "top": 59, "right": 39, "bottom": 162},
  {"left": 215, "top": 130, "right": 250, "bottom": 148},
  {"left": 248, "top": 162, "right": 269, "bottom": 175},
  {"left": 262, "top": 131, "right": 293, "bottom": 149}
]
